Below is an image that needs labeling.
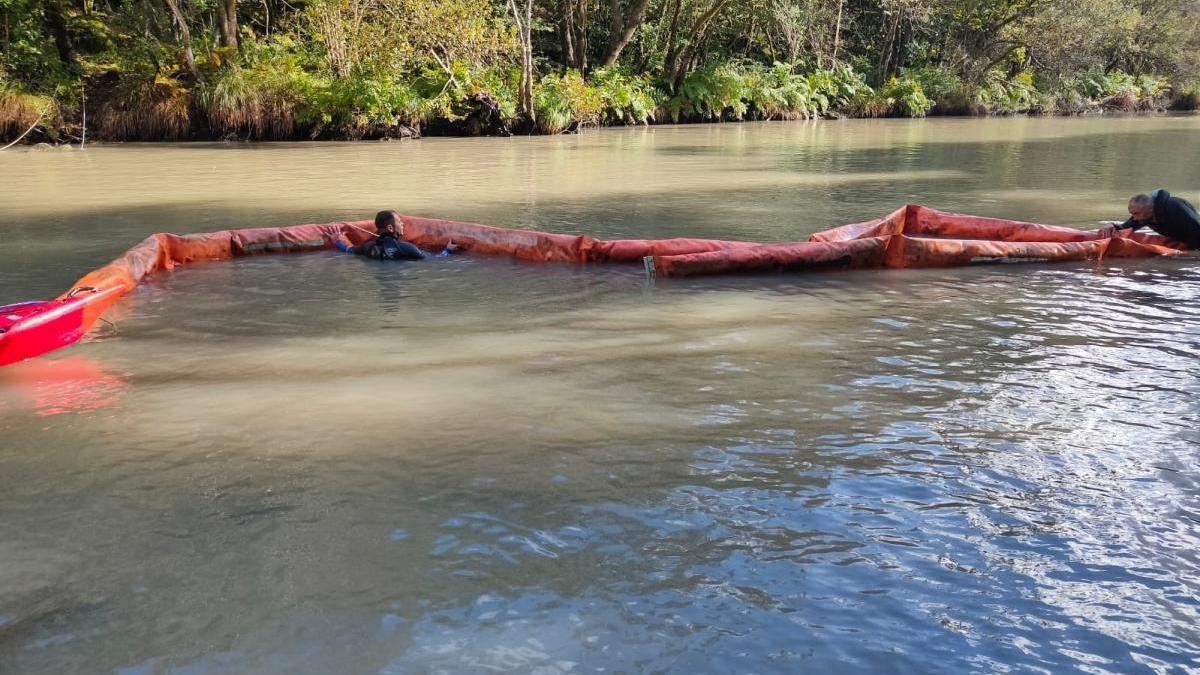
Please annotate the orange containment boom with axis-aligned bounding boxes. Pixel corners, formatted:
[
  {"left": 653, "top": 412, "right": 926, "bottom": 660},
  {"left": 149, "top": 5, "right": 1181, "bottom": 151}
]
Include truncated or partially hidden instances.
[
  {"left": 0, "top": 205, "right": 1193, "bottom": 366},
  {"left": 0, "top": 216, "right": 760, "bottom": 366},
  {"left": 645, "top": 204, "right": 1189, "bottom": 278}
]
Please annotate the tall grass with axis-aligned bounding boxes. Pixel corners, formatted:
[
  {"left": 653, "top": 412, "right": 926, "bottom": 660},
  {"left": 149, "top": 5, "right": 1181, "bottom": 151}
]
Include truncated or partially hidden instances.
[
  {"left": 97, "top": 70, "right": 191, "bottom": 141},
  {"left": 203, "top": 64, "right": 314, "bottom": 139},
  {"left": 0, "top": 82, "right": 58, "bottom": 140}
]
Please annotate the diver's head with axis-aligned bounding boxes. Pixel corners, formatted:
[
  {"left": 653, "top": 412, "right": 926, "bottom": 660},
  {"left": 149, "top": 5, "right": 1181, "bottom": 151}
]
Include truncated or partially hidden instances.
[
  {"left": 1128, "top": 194, "right": 1155, "bottom": 224},
  {"left": 374, "top": 210, "right": 404, "bottom": 236}
]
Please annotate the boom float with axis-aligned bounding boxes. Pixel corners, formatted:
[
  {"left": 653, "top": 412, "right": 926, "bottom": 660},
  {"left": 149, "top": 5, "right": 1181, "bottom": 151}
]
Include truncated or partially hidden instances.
[{"left": 0, "top": 205, "right": 1189, "bottom": 366}]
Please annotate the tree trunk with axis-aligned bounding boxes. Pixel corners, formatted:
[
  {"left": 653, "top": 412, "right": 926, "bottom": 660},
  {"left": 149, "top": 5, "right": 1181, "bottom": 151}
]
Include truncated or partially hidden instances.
[
  {"left": 578, "top": 0, "right": 589, "bottom": 72},
  {"left": 508, "top": 0, "right": 535, "bottom": 121},
  {"left": 163, "top": 0, "right": 200, "bottom": 80},
  {"left": 560, "top": 0, "right": 587, "bottom": 71},
  {"left": 877, "top": 12, "right": 900, "bottom": 82},
  {"left": 525, "top": 0, "right": 535, "bottom": 118},
  {"left": 217, "top": 0, "right": 238, "bottom": 49},
  {"left": 831, "top": 0, "right": 843, "bottom": 64},
  {"left": 561, "top": 0, "right": 576, "bottom": 67},
  {"left": 609, "top": 0, "right": 623, "bottom": 43},
  {"left": 662, "top": 0, "right": 684, "bottom": 88},
  {"left": 601, "top": 0, "right": 651, "bottom": 67},
  {"left": 43, "top": 0, "right": 75, "bottom": 67},
  {"left": 666, "top": 0, "right": 731, "bottom": 89}
]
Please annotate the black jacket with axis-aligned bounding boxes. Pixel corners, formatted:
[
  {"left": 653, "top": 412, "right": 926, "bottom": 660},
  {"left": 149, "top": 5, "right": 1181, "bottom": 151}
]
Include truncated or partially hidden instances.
[{"left": 1118, "top": 189, "right": 1200, "bottom": 248}]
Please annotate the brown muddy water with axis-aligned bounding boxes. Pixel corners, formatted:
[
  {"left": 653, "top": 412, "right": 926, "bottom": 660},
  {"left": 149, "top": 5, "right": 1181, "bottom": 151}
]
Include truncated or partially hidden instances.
[{"left": 1, "top": 116, "right": 1199, "bottom": 674}]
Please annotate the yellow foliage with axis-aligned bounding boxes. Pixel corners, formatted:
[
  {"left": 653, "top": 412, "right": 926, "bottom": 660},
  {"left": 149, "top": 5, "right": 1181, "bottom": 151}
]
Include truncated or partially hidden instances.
[{"left": 305, "top": 0, "right": 518, "bottom": 78}]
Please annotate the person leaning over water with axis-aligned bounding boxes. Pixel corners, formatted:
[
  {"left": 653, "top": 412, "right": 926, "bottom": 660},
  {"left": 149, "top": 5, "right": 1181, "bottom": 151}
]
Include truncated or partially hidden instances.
[
  {"left": 1098, "top": 189, "right": 1200, "bottom": 248},
  {"left": 334, "top": 210, "right": 460, "bottom": 260}
]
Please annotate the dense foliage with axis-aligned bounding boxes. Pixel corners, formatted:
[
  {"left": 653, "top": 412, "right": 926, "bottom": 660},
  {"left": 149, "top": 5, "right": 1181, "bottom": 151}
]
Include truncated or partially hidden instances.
[{"left": 2, "top": 0, "right": 1197, "bottom": 141}]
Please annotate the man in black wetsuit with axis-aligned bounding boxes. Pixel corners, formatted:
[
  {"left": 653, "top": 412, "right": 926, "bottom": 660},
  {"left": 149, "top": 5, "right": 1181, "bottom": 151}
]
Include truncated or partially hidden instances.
[
  {"left": 335, "top": 210, "right": 458, "bottom": 260},
  {"left": 1099, "top": 189, "right": 1200, "bottom": 248}
]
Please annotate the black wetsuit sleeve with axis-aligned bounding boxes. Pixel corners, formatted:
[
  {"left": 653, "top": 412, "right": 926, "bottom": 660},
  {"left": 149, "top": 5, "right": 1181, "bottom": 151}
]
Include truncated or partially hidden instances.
[
  {"left": 348, "top": 239, "right": 377, "bottom": 256},
  {"left": 393, "top": 242, "right": 427, "bottom": 260},
  {"left": 1115, "top": 217, "right": 1144, "bottom": 231}
]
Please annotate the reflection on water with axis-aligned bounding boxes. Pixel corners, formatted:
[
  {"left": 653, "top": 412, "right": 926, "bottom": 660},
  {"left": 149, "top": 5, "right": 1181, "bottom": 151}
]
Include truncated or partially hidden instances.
[
  {"left": 2, "top": 117, "right": 1199, "bottom": 674},
  {"left": 0, "top": 356, "right": 127, "bottom": 418}
]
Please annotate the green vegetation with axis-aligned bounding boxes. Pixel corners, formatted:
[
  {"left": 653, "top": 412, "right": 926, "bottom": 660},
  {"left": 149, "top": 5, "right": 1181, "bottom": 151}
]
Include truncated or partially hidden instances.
[{"left": 2, "top": 0, "right": 1198, "bottom": 142}]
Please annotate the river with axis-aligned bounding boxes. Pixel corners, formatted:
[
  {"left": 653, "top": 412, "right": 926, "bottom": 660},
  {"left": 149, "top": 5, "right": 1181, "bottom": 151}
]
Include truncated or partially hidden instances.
[{"left": 1, "top": 116, "right": 1199, "bottom": 674}]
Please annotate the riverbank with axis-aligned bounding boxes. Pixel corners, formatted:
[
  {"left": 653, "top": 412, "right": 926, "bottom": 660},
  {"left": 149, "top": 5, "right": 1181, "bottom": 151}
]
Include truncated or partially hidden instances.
[
  {"left": 7, "top": 96, "right": 1198, "bottom": 148},
  {"left": 5, "top": 63, "right": 1197, "bottom": 146},
  {"left": 7, "top": 0, "right": 1199, "bottom": 147},
  {"left": 12, "top": 110, "right": 1200, "bottom": 150}
]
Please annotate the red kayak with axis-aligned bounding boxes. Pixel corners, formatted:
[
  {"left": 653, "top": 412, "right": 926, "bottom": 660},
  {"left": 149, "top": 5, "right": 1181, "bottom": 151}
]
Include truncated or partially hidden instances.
[{"left": 0, "top": 287, "right": 122, "bottom": 367}]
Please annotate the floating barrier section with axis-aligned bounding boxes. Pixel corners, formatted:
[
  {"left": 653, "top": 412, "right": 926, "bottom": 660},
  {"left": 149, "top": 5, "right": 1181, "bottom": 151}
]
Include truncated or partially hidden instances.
[
  {"left": 0, "top": 205, "right": 1191, "bottom": 366},
  {"left": 647, "top": 204, "right": 1186, "bottom": 277}
]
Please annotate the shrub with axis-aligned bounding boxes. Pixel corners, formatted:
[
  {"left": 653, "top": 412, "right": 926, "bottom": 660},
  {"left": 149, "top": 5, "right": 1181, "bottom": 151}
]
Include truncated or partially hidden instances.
[
  {"left": 1075, "top": 70, "right": 1170, "bottom": 112},
  {"left": 744, "top": 62, "right": 823, "bottom": 120},
  {"left": 885, "top": 78, "right": 932, "bottom": 117},
  {"left": 667, "top": 62, "right": 749, "bottom": 122},
  {"left": 412, "top": 61, "right": 519, "bottom": 124},
  {"left": 1172, "top": 82, "right": 1200, "bottom": 110},
  {"left": 534, "top": 70, "right": 603, "bottom": 134},
  {"left": 456, "top": 65, "right": 521, "bottom": 121},
  {"left": 974, "top": 70, "right": 1038, "bottom": 114},
  {"left": 907, "top": 66, "right": 971, "bottom": 114},
  {"left": 667, "top": 61, "right": 876, "bottom": 121},
  {"left": 1044, "top": 83, "right": 1090, "bottom": 115},
  {"left": 308, "top": 74, "right": 425, "bottom": 134},
  {"left": 853, "top": 91, "right": 891, "bottom": 118},
  {"left": 590, "top": 68, "right": 656, "bottom": 125},
  {"left": 859, "top": 77, "right": 931, "bottom": 118},
  {"left": 809, "top": 64, "right": 873, "bottom": 112},
  {"left": 1132, "top": 74, "right": 1169, "bottom": 110}
]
